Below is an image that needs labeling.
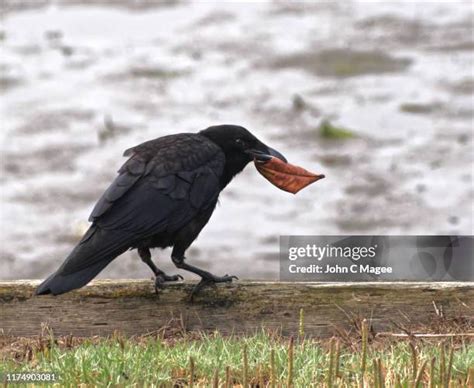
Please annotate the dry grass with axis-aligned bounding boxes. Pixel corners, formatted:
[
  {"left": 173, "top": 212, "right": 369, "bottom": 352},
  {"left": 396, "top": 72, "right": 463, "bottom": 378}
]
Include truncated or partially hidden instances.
[{"left": 1, "top": 312, "right": 473, "bottom": 387}]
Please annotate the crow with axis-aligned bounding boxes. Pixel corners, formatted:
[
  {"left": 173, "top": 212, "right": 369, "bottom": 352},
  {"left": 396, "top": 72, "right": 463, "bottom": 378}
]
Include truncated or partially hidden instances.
[{"left": 36, "top": 124, "right": 322, "bottom": 297}]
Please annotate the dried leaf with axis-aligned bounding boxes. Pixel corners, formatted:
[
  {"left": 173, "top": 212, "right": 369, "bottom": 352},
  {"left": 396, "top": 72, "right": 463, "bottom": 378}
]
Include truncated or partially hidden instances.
[{"left": 254, "top": 156, "right": 324, "bottom": 194}]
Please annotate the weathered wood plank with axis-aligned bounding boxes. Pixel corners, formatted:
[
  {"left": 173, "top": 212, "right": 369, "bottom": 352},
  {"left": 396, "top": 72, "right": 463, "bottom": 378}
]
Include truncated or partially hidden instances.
[{"left": 0, "top": 280, "right": 473, "bottom": 338}]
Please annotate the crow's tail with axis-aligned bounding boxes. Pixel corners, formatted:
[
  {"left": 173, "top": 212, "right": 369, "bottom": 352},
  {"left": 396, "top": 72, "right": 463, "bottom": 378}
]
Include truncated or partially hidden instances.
[{"left": 36, "top": 226, "right": 130, "bottom": 295}]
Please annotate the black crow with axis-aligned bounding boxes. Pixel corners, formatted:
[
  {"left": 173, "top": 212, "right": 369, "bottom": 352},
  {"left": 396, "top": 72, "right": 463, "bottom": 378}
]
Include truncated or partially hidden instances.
[{"left": 36, "top": 125, "right": 323, "bottom": 296}]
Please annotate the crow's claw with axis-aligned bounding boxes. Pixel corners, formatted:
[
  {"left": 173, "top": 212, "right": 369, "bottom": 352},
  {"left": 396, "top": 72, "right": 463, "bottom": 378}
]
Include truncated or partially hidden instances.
[
  {"left": 154, "top": 273, "right": 183, "bottom": 293},
  {"left": 189, "top": 273, "right": 238, "bottom": 301},
  {"left": 162, "top": 274, "right": 183, "bottom": 281}
]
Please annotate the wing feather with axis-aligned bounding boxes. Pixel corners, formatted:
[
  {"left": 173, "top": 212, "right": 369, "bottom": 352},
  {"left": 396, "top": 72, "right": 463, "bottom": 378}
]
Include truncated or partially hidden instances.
[{"left": 90, "top": 133, "right": 225, "bottom": 238}]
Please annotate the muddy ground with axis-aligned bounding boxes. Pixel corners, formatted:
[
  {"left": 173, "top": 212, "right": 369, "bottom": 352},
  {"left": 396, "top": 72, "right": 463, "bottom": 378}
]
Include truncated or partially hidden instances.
[{"left": 0, "top": 1, "right": 472, "bottom": 281}]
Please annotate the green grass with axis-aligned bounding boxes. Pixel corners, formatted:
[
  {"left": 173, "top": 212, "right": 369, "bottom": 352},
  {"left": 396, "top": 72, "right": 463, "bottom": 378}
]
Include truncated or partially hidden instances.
[
  {"left": 319, "top": 120, "right": 356, "bottom": 139},
  {"left": 1, "top": 329, "right": 473, "bottom": 387}
]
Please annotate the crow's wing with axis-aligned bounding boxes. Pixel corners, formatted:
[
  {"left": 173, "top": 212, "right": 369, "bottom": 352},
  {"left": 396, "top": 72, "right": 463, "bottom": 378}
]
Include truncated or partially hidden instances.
[
  {"left": 62, "top": 133, "right": 225, "bottom": 275},
  {"left": 89, "top": 133, "right": 223, "bottom": 221}
]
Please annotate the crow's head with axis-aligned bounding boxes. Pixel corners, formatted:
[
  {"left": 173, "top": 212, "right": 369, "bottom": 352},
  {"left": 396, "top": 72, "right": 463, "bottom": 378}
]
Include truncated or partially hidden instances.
[
  {"left": 200, "top": 124, "right": 286, "bottom": 164},
  {"left": 200, "top": 124, "right": 324, "bottom": 192}
]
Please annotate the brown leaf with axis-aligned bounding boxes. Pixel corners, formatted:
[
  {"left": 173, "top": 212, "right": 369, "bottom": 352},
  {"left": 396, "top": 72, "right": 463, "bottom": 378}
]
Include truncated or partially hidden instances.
[{"left": 254, "top": 157, "right": 325, "bottom": 194}]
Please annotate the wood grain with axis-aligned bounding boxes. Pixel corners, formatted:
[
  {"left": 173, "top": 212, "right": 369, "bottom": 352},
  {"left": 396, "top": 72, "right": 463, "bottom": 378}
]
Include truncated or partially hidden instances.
[{"left": 1, "top": 280, "right": 472, "bottom": 338}]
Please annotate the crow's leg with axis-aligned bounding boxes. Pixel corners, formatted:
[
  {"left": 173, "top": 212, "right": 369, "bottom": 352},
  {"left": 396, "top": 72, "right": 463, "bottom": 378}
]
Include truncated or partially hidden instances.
[
  {"left": 138, "top": 248, "right": 183, "bottom": 292},
  {"left": 170, "top": 207, "right": 238, "bottom": 299},
  {"left": 171, "top": 255, "right": 238, "bottom": 299}
]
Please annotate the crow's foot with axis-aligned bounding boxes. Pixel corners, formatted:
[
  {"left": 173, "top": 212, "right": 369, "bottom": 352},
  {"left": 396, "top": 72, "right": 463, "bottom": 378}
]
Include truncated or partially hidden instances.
[
  {"left": 189, "top": 274, "right": 238, "bottom": 301},
  {"left": 154, "top": 273, "right": 183, "bottom": 293}
]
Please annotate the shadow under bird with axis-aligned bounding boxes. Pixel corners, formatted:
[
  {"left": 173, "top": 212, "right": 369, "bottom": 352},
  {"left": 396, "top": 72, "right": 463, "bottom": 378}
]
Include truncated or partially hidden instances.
[{"left": 36, "top": 125, "right": 324, "bottom": 297}]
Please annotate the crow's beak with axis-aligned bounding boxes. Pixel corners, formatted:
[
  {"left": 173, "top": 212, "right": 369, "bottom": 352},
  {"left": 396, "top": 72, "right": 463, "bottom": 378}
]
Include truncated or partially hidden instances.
[
  {"left": 265, "top": 146, "right": 288, "bottom": 163},
  {"left": 248, "top": 145, "right": 288, "bottom": 163},
  {"left": 250, "top": 145, "right": 324, "bottom": 194}
]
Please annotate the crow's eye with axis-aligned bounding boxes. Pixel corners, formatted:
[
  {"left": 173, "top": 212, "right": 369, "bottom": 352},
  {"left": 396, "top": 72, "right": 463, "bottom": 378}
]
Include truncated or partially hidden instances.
[{"left": 235, "top": 138, "right": 245, "bottom": 146}]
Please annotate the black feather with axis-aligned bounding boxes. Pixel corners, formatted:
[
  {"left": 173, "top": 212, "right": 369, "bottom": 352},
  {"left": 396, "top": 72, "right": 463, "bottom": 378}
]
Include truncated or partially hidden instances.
[
  {"left": 35, "top": 226, "right": 130, "bottom": 295},
  {"left": 36, "top": 132, "right": 226, "bottom": 295}
]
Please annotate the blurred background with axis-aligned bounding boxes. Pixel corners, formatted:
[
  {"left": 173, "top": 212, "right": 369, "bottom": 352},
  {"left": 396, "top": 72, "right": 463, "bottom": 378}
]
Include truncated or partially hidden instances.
[{"left": 1, "top": 1, "right": 473, "bottom": 281}]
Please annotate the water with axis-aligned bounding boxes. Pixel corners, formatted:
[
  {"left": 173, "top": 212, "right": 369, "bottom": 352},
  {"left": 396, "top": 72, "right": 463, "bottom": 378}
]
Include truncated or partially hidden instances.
[{"left": 1, "top": 1, "right": 472, "bottom": 281}]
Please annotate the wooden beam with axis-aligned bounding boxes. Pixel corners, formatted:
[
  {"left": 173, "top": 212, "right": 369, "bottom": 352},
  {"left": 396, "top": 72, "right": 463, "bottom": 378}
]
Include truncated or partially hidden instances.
[{"left": 1, "top": 280, "right": 472, "bottom": 338}]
